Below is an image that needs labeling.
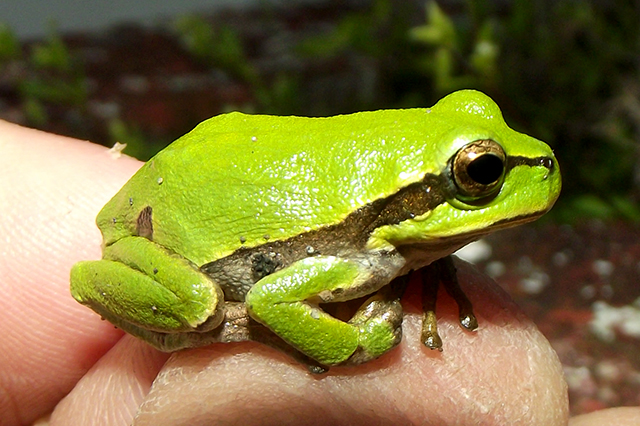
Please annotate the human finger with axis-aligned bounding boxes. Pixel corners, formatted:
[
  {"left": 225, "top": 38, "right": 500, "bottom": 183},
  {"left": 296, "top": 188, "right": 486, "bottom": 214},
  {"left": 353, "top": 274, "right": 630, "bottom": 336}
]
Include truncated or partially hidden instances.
[{"left": 0, "top": 121, "right": 141, "bottom": 424}]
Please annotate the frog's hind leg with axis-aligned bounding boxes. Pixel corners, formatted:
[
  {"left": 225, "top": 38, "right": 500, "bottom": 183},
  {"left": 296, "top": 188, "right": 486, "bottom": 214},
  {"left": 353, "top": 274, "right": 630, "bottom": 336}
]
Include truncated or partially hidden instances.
[
  {"left": 342, "top": 275, "right": 408, "bottom": 366},
  {"left": 81, "top": 300, "right": 250, "bottom": 352},
  {"left": 245, "top": 255, "right": 405, "bottom": 367},
  {"left": 85, "top": 299, "right": 325, "bottom": 372},
  {"left": 70, "top": 236, "right": 225, "bottom": 351},
  {"left": 77, "top": 281, "right": 330, "bottom": 372}
]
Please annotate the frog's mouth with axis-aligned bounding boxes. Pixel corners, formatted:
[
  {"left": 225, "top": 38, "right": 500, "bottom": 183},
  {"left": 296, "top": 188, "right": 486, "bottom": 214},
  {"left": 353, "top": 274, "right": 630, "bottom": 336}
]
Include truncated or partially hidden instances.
[
  {"left": 392, "top": 206, "right": 550, "bottom": 267},
  {"left": 489, "top": 209, "right": 552, "bottom": 229}
]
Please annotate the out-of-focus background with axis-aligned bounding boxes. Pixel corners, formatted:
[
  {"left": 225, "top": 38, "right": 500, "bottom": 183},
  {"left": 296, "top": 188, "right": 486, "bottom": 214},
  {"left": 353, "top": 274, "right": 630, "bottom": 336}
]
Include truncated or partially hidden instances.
[{"left": 2, "top": 0, "right": 639, "bottom": 415}]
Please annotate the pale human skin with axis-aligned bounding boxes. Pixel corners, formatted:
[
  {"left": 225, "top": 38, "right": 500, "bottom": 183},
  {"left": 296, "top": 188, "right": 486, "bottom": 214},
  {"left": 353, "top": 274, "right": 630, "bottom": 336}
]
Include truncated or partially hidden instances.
[{"left": 0, "top": 120, "right": 638, "bottom": 425}]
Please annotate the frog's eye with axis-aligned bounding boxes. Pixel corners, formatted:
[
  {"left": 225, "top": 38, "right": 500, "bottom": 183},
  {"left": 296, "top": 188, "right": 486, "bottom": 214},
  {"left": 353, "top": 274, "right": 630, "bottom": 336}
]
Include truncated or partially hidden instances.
[{"left": 451, "top": 139, "right": 506, "bottom": 199}]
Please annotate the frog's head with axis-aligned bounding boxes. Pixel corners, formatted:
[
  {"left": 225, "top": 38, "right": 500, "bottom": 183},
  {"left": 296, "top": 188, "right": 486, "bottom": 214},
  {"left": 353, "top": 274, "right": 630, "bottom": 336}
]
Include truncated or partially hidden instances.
[{"left": 369, "top": 90, "right": 561, "bottom": 255}]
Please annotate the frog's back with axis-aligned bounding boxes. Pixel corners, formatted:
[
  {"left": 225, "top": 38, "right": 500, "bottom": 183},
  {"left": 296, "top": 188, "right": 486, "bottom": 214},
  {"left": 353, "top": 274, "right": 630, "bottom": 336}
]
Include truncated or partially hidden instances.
[{"left": 98, "top": 91, "right": 514, "bottom": 265}]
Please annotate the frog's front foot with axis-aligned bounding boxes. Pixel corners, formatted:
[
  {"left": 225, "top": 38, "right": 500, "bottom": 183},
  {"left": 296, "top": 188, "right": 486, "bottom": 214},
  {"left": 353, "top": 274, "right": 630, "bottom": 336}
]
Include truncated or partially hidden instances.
[{"left": 420, "top": 256, "right": 478, "bottom": 350}]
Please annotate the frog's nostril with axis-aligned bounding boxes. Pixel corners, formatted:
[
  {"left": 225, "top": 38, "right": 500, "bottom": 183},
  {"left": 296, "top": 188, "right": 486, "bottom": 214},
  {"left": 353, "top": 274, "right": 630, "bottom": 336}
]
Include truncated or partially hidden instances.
[{"left": 539, "top": 157, "right": 554, "bottom": 170}]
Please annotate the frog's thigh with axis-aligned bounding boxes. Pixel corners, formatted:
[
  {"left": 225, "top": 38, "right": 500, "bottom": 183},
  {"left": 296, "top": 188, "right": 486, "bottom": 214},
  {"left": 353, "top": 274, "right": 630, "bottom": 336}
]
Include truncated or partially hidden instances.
[
  {"left": 245, "top": 256, "right": 401, "bottom": 366},
  {"left": 70, "top": 236, "right": 224, "bottom": 335}
]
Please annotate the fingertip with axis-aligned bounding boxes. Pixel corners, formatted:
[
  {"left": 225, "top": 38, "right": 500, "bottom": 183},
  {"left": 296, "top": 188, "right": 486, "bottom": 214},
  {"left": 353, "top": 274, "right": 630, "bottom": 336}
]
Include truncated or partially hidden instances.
[
  {"left": 0, "top": 122, "right": 142, "bottom": 424},
  {"left": 51, "top": 336, "right": 170, "bottom": 426}
]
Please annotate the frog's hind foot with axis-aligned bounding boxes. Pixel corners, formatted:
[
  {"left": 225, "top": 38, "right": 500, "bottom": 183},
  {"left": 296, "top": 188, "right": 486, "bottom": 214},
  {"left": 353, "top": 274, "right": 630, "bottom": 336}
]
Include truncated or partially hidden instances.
[{"left": 343, "top": 276, "right": 407, "bottom": 366}]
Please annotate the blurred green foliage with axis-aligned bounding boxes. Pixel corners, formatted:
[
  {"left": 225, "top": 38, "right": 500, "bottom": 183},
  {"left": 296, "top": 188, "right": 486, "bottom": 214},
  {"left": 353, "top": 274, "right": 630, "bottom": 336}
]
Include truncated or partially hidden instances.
[
  {"left": 172, "top": 15, "right": 300, "bottom": 114},
  {"left": 0, "top": 24, "right": 20, "bottom": 61},
  {"left": 173, "top": 16, "right": 261, "bottom": 90},
  {"left": 0, "top": 23, "right": 88, "bottom": 126}
]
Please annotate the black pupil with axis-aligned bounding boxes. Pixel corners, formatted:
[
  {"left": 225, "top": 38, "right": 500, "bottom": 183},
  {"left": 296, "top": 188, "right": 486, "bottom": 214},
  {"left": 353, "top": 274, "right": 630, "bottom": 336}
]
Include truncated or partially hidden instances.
[{"left": 467, "top": 154, "right": 504, "bottom": 185}]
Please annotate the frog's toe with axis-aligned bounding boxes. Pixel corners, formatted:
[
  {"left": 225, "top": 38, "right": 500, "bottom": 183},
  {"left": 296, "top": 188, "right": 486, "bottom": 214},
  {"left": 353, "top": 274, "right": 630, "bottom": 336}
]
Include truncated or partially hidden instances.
[
  {"left": 344, "top": 295, "right": 404, "bottom": 365},
  {"left": 421, "top": 310, "right": 443, "bottom": 350}
]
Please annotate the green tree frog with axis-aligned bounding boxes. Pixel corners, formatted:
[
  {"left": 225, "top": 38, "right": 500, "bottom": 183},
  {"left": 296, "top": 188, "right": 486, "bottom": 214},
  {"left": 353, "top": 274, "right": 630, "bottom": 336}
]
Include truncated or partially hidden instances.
[{"left": 70, "top": 90, "right": 561, "bottom": 372}]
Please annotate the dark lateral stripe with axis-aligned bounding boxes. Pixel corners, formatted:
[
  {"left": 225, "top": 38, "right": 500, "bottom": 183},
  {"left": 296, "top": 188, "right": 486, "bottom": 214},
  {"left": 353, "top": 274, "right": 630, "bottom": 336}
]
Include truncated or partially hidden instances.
[
  {"left": 507, "top": 156, "right": 555, "bottom": 171},
  {"left": 365, "top": 173, "right": 450, "bottom": 230}
]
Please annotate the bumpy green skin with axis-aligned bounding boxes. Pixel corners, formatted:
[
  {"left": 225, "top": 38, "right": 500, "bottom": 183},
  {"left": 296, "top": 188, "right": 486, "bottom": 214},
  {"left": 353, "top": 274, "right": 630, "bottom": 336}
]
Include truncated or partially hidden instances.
[{"left": 70, "top": 90, "right": 561, "bottom": 368}]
